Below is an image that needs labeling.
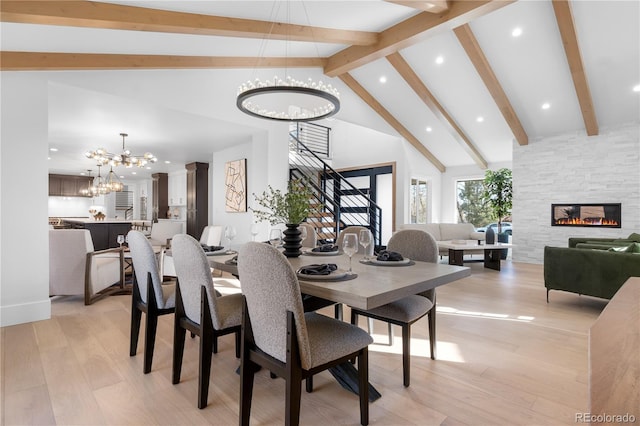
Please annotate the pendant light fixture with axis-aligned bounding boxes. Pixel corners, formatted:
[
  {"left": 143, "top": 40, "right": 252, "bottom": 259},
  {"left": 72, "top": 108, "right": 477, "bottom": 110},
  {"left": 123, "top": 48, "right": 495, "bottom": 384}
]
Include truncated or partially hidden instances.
[{"left": 85, "top": 133, "right": 157, "bottom": 168}]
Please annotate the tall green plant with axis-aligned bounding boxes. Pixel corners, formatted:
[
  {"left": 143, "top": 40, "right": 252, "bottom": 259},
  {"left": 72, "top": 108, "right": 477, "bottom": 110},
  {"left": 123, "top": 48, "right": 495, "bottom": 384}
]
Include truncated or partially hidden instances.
[
  {"left": 252, "top": 179, "right": 314, "bottom": 225},
  {"left": 483, "top": 168, "right": 512, "bottom": 234}
]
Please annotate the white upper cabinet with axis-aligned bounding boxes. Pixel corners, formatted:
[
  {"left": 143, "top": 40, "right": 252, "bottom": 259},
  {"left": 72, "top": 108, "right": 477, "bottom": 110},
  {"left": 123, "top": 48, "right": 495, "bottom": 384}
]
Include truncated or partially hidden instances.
[{"left": 168, "top": 170, "right": 187, "bottom": 206}]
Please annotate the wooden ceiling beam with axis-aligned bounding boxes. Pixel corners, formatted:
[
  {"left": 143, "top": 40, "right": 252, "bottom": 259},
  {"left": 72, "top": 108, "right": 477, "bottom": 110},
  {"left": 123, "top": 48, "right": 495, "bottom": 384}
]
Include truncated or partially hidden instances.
[
  {"left": 324, "top": 0, "right": 513, "bottom": 77},
  {"left": 0, "top": 52, "right": 325, "bottom": 71},
  {"left": 454, "top": 24, "right": 528, "bottom": 146},
  {"left": 386, "top": 52, "right": 487, "bottom": 169},
  {"left": 385, "top": 1, "right": 450, "bottom": 13},
  {"left": 552, "top": 0, "right": 598, "bottom": 136},
  {"left": 339, "top": 73, "right": 446, "bottom": 172},
  {"left": 0, "top": 1, "right": 378, "bottom": 46}
]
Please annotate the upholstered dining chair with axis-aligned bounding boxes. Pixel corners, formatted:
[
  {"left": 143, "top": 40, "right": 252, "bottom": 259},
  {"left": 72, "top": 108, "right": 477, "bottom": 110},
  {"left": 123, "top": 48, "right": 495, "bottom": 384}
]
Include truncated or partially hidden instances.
[
  {"left": 170, "top": 234, "right": 243, "bottom": 409},
  {"left": 299, "top": 222, "right": 317, "bottom": 248},
  {"left": 238, "top": 242, "right": 373, "bottom": 426},
  {"left": 350, "top": 229, "right": 438, "bottom": 387},
  {"left": 199, "top": 225, "right": 223, "bottom": 247},
  {"left": 127, "top": 230, "right": 176, "bottom": 374}
]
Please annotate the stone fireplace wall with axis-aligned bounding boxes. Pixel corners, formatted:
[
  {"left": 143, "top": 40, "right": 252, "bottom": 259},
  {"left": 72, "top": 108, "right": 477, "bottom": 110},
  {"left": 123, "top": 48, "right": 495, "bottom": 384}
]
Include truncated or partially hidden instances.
[{"left": 512, "top": 123, "right": 639, "bottom": 264}]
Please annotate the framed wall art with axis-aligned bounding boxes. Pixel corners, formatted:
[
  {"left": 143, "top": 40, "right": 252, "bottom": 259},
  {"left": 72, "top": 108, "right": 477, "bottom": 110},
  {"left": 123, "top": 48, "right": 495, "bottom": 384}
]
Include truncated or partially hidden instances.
[{"left": 224, "top": 158, "right": 247, "bottom": 212}]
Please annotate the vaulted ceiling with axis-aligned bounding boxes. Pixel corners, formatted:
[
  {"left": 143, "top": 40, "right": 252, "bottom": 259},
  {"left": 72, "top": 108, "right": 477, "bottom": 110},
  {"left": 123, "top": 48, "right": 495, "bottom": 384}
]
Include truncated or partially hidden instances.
[{"left": 1, "top": 0, "right": 638, "bottom": 180}]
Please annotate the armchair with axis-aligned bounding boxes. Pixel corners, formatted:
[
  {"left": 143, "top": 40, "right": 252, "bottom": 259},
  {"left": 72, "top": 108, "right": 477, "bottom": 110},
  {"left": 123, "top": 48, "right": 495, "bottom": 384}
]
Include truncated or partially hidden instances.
[{"left": 49, "top": 229, "right": 124, "bottom": 305}]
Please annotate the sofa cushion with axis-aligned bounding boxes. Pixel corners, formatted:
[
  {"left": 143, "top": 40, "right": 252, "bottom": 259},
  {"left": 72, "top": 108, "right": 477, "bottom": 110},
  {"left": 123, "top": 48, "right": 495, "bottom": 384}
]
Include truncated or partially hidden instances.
[
  {"left": 628, "top": 233, "right": 640, "bottom": 242},
  {"left": 439, "top": 223, "right": 476, "bottom": 241},
  {"left": 608, "top": 242, "right": 640, "bottom": 253},
  {"left": 399, "top": 223, "right": 441, "bottom": 241}
]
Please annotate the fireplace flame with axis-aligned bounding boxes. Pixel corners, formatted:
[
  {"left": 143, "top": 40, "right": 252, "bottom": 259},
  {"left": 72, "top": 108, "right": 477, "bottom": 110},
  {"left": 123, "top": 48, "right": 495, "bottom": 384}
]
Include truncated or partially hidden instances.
[{"left": 554, "top": 217, "right": 619, "bottom": 226}]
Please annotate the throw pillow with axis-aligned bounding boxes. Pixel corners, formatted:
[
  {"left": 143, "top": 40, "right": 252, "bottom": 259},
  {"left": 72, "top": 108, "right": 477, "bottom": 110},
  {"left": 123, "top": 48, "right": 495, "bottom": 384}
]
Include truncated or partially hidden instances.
[
  {"left": 628, "top": 242, "right": 640, "bottom": 253},
  {"left": 627, "top": 232, "right": 640, "bottom": 242},
  {"left": 607, "top": 246, "right": 630, "bottom": 252}
]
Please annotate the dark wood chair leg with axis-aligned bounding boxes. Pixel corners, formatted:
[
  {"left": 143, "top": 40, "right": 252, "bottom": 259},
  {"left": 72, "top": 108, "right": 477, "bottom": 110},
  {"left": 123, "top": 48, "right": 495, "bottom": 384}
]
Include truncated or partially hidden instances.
[
  {"left": 286, "top": 368, "right": 303, "bottom": 426},
  {"left": 198, "top": 286, "right": 214, "bottom": 409},
  {"left": 402, "top": 324, "right": 411, "bottom": 387},
  {"left": 350, "top": 310, "right": 358, "bottom": 364},
  {"left": 235, "top": 330, "right": 241, "bottom": 359},
  {"left": 213, "top": 335, "right": 218, "bottom": 354},
  {"left": 334, "top": 303, "right": 343, "bottom": 320},
  {"left": 428, "top": 309, "right": 436, "bottom": 360},
  {"left": 239, "top": 360, "right": 256, "bottom": 426},
  {"left": 358, "top": 348, "right": 369, "bottom": 426},
  {"left": 305, "top": 376, "right": 313, "bottom": 393},
  {"left": 129, "top": 277, "right": 142, "bottom": 356},
  {"left": 143, "top": 312, "right": 158, "bottom": 374},
  {"left": 172, "top": 282, "right": 187, "bottom": 384}
]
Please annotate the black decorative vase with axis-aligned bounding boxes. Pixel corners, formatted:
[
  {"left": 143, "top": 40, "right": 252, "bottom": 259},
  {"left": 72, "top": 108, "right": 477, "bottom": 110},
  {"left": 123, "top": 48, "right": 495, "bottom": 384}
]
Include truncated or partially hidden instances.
[
  {"left": 485, "top": 226, "right": 496, "bottom": 244},
  {"left": 282, "top": 223, "right": 302, "bottom": 258}
]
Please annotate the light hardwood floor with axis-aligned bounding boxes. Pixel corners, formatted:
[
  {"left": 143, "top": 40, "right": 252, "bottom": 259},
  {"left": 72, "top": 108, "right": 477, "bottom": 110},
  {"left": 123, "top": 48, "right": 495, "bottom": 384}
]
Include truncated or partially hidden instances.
[{"left": 1, "top": 261, "right": 608, "bottom": 425}]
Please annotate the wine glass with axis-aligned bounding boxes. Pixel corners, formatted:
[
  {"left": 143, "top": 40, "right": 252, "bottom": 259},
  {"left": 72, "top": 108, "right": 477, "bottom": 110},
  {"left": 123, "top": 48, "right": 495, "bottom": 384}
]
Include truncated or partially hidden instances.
[
  {"left": 250, "top": 224, "right": 259, "bottom": 241},
  {"left": 269, "top": 229, "right": 282, "bottom": 247},
  {"left": 342, "top": 233, "right": 358, "bottom": 275},
  {"left": 117, "top": 234, "right": 125, "bottom": 248},
  {"left": 224, "top": 226, "right": 237, "bottom": 252},
  {"left": 299, "top": 225, "right": 308, "bottom": 246},
  {"left": 359, "top": 229, "right": 372, "bottom": 261}
]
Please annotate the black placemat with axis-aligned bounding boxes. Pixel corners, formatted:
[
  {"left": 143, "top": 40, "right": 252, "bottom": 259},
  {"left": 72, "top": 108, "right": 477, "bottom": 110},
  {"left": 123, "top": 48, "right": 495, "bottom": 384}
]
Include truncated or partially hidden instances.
[{"left": 359, "top": 259, "right": 415, "bottom": 267}]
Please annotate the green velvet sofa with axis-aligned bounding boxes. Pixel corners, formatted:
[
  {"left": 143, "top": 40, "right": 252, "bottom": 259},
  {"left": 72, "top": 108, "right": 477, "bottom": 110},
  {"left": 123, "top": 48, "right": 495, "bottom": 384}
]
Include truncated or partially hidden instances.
[{"left": 544, "top": 234, "right": 640, "bottom": 301}]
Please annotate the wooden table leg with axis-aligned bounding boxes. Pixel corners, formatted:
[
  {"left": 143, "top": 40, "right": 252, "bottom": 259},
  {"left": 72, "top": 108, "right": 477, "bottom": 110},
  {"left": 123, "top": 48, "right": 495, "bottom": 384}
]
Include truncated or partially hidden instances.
[
  {"left": 484, "top": 249, "right": 501, "bottom": 271},
  {"left": 448, "top": 249, "right": 464, "bottom": 266}
]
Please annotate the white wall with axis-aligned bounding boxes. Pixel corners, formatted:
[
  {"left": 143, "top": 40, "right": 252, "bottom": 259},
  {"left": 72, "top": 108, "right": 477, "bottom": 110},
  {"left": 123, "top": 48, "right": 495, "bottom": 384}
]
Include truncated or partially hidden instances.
[
  {"left": 1, "top": 73, "right": 51, "bottom": 326},
  {"left": 48, "top": 196, "right": 93, "bottom": 217},
  {"left": 513, "top": 123, "right": 640, "bottom": 264}
]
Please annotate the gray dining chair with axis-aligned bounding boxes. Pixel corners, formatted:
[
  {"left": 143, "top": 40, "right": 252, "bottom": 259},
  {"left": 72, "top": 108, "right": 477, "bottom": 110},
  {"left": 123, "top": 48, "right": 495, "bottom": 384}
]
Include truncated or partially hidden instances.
[
  {"left": 350, "top": 229, "right": 438, "bottom": 387},
  {"left": 336, "top": 226, "right": 373, "bottom": 255},
  {"left": 170, "top": 234, "right": 243, "bottom": 409},
  {"left": 127, "top": 230, "right": 176, "bottom": 374},
  {"left": 238, "top": 242, "right": 373, "bottom": 426}
]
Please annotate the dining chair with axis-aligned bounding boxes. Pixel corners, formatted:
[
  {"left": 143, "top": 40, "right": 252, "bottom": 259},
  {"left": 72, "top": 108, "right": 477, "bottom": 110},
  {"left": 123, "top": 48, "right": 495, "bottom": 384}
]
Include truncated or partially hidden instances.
[
  {"left": 350, "top": 229, "right": 438, "bottom": 387},
  {"left": 238, "top": 242, "right": 373, "bottom": 426},
  {"left": 170, "top": 234, "right": 243, "bottom": 409},
  {"left": 199, "top": 225, "right": 223, "bottom": 247},
  {"left": 127, "top": 230, "right": 176, "bottom": 374}
]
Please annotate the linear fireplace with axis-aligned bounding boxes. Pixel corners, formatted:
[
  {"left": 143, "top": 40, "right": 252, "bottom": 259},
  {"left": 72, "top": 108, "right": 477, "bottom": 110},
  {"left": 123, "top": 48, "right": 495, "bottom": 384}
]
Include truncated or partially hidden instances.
[{"left": 551, "top": 203, "right": 621, "bottom": 228}]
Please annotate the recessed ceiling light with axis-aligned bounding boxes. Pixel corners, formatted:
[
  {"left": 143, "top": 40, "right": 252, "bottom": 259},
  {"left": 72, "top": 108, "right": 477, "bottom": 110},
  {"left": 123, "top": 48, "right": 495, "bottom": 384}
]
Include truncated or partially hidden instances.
[
  {"left": 119, "top": 175, "right": 125, "bottom": 179},
  {"left": 379, "top": 76, "right": 387, "bottom": 83},
  {"left": 435, "top": 56, "right": 444, "bottom": 65},
  {"left": 132, "top": 172, "right": 137, "bottom": 175},
  {"left": 476, "top": 116, "right": 484, "bottom": 123},
  {"left": 146, "top": 166, "right": 151, "bottom": 170},
  {"left": 49, "top": 147, "right": 58, "bottom": 152},
  {"left": 541, "top": 102, "right": 551, "bottom": 110},
  {"left": 164, "top": 160, "right": 171, "bottom": 164},
  {"left": 80, "top": 172, "right": 86, "bottom": 175},
  {"left": 633, "top": 84, "right": 640, "bottom": 92},
  {"left": 512, "top": 27, "right": 523, "bottom": 37},
  {"left": 426, "top": 127, "right": 432, "bottom": 132},
  {"left": 48, "top": 157, "right": 51, "bottom": 160}
]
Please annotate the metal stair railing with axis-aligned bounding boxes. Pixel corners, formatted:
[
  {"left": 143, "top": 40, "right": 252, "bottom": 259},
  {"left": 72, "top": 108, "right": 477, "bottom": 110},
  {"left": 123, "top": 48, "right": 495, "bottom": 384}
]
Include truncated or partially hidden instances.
[{"left": 288, "top": 131, "right": 382, "bottom": 246}]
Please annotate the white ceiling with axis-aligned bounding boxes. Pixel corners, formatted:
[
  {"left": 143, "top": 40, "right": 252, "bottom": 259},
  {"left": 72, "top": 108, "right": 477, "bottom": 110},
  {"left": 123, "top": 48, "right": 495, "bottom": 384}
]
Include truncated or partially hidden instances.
[{"left": 1, "top": 0, "right": 638, "bottom": 181}]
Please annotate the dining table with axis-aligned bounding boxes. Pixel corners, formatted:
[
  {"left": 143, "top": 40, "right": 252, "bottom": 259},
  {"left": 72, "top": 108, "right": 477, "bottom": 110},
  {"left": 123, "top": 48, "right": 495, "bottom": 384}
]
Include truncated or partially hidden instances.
[
  {"left": 206, "top": 247, "right": 471, "bottom": 401},
  {"left": 207, "top": 249, "right": 471, "bottom": 311}
]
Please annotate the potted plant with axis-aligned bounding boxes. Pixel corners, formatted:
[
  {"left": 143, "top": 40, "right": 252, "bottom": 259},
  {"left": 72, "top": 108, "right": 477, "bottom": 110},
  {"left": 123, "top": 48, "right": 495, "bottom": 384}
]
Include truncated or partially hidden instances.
[
  {"left": 252, "top": 178, "right": 315, "bottom": 257},
  {"left": 483, "top": 168, "right": 512, "bottom": 255}
]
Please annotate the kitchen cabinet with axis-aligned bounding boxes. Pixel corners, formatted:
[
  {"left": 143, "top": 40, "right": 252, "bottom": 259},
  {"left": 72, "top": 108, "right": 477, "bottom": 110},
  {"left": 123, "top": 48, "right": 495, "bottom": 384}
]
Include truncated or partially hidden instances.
[
  {"left": 49, "top": 174, "right": 93, "bottom": 197},
  {"left": 186, "top": 162, "right": 208, "bottom": 238},
  {"left": 63, "top": 219, "right": 131, "bottom": 250},
  {"left": 168, "top": 170, "right": 187, "bottom": 206},
  {"left": 152, "top": 172, "right": 168, "bottom": 222}
]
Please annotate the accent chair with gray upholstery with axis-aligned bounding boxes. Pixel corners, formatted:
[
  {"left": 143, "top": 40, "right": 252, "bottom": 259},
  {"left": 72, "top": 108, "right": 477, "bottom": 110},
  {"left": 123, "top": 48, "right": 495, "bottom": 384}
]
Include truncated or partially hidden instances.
[
  {"left": 299, "top": 222, "right": 317, "bottom": 248},
  {"left": 336, "top": 226, "right": 374, "bottom": 256},
  {"left": 170, "top": 234, "right": 243, "bottom": 409},
  {"left": 238, "top": 242, "right": 373, "bottom": 426},
  {"left": 49, "top": 229, "right": 124, "bottom": 305},
  {"left": 127, "top": 230, "right": 176, "bottom": 374},
  {"left": 350, "top": 229, "right": 438, "bottom": 387},
  {"left": 199, "top": 225, "right": 223, "bottom": 247},
  {"left": 148, "top": 220, "right": 184, "bottom": 247}
]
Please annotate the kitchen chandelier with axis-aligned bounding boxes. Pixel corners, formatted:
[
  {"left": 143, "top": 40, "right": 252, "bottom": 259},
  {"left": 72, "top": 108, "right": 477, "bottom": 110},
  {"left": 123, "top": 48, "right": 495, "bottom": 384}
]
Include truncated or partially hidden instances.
[
  {"left": 79, "top": 165, "right": 118, "bottom": 197},
  {"left": 85, "top": 133, "right": 157, "bottom": 168},
  {"left": 235, "top": 2, "right": 340, "bottom": 122}
]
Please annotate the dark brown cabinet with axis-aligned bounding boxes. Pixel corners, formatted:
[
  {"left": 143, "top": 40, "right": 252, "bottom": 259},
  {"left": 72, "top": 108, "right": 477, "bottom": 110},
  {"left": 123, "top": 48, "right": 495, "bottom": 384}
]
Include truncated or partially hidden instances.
[
  {"left": 49, "top": 174, "right": 92, "bottom": 197},
  {"left": 152, "top": 173, "right": 168, "bottom": 223},
  {"left": 63, "top": 220, "right": 132, "bottom": 250},
  {"left": 186, "top": 162, "right": 209, "bottom": 238}
]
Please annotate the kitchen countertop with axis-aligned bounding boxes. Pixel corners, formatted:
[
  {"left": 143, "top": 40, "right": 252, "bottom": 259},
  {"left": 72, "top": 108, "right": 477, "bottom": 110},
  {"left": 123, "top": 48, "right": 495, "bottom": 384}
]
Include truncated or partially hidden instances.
[{"left": 62, "top": 218, "right": 132, "bottom": 224}]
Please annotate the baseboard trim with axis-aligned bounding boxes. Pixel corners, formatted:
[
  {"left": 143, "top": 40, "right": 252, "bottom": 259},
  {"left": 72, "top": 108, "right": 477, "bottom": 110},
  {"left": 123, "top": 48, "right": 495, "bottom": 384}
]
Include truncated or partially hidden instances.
[{"left": 1, "top": 298, "right": 51, "bottom": 327}]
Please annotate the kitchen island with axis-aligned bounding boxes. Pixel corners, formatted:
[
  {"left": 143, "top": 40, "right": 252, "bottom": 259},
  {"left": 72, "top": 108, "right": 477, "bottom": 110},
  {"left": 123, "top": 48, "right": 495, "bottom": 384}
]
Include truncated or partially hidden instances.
[{"left": 62, "top": 218, "right": 132, "bottom": 250}]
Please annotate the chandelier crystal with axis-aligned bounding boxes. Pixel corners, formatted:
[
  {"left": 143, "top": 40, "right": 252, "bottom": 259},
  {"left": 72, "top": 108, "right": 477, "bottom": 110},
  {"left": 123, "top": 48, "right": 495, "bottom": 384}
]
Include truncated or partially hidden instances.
[
  {"left": 236, "top": 76, "right": 340, "bottom": 121},
  {"left": 85, "top": 133, "right": 157, "bottom": 168}
]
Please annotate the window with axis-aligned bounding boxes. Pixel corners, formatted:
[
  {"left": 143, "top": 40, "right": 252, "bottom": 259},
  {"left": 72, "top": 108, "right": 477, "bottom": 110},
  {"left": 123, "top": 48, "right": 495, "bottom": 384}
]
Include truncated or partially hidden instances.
[
  {"left": 456, "top": 179, "right": 491, "bottom": 226},
  {"left": 409, "top": 178, "right": 428, "bottom": 224}
]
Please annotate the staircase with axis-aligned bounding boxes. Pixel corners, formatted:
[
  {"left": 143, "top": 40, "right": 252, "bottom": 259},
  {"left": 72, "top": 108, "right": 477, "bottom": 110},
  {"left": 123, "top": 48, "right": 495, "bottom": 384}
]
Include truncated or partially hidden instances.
[{"left": 289, "top": 123, "right": 383, "bottom": 246}]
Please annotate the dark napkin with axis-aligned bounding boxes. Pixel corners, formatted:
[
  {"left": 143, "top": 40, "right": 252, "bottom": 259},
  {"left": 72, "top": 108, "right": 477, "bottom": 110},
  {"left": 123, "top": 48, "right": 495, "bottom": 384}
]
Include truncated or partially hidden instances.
[
  {"left": 201, "top": 244, "right": 224, "bottom": 252},
  {"left": 376, "top": 250, "right": 404, "bottom": 261},
  {"left": 297, "top": 263, "right": 338, "bottom": 275},
  {"left": 312, "top": 244, "right": 339, "bottom": 253}
]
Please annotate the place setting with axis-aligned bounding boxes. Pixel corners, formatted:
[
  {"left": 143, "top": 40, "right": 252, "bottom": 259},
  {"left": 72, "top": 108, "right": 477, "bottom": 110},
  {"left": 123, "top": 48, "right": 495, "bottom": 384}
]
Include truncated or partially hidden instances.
[
  {"left": 360, "top": 249, "right": 415, "bottom": 267},
  {"left": 301, "top": 243, "right": 341, "bottom": 256},
  {"left": 296, "top": 263, "right": 357, "bottom": 282}
]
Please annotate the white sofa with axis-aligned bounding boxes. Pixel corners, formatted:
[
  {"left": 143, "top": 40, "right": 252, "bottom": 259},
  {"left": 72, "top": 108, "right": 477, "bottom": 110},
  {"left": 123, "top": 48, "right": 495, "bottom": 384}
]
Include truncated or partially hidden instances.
[{"left": 399, "top": 223, "right": 486, "bottom": 256}]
